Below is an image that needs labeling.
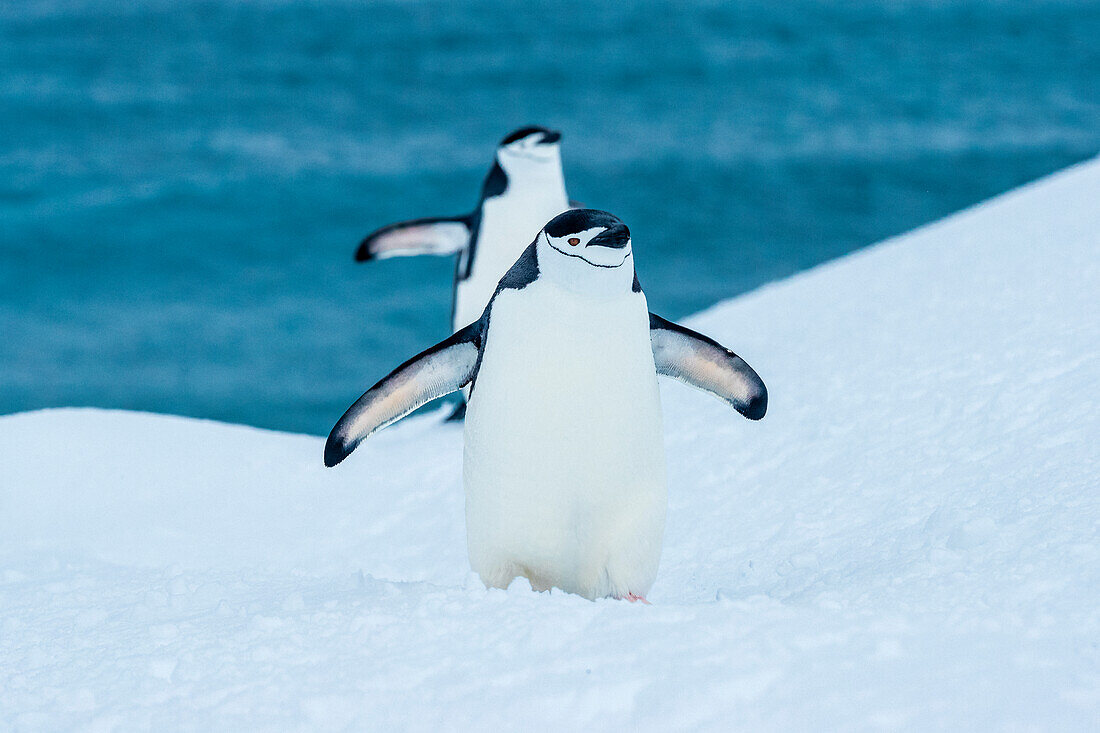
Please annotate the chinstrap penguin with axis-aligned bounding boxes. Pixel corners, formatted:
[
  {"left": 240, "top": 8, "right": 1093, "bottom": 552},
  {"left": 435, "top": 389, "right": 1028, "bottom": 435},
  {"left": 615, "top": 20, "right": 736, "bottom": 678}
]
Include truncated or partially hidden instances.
[
  {"left": 354, "top": 126, "right": 576, "bottom": 419},
  {"left": 326, "top": 210, "right": 767, "bottom": 602}
]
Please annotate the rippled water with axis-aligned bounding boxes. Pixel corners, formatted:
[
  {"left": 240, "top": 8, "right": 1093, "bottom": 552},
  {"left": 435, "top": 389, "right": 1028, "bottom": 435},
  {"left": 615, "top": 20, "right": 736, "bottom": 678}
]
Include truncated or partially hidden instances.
[{"left": 2, "top": 0, "right": 1098, "bottom": 433}]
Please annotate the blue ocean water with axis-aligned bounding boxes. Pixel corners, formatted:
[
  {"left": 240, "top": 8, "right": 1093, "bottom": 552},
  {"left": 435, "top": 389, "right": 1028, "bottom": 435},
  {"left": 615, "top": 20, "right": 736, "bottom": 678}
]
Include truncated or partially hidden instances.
[{"left": 1, "top": 0, "right": 1098, "bottom": 435}]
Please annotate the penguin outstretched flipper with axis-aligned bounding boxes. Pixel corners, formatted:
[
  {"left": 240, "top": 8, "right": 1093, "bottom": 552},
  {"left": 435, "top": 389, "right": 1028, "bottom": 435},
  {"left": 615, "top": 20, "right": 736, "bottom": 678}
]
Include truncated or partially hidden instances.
[
  {"left": 325, "top": 319, "right": 485, "bottom": 467},
  {"left": 648, "top": 313, "right": 768, "bottom": 420},
  {"left": 355, "top": 215, "right": 472, "bottom": 262}
]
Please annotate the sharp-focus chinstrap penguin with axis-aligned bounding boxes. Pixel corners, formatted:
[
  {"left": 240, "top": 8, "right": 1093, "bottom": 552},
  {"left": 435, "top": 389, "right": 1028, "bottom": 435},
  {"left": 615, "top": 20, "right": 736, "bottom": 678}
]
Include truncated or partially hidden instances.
[
  {"left": 354, "top": 126, "right": 577, "bottom": 420},
  {"left": 326, "top": 210, "right": 767, "bottom": 602}
]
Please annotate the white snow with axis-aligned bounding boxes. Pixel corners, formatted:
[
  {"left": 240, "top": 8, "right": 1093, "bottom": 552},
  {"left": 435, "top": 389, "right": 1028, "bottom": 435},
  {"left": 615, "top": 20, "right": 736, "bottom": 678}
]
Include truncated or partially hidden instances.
[{"left": 2, "top": 157, "right": 1099, "bottom": 730}]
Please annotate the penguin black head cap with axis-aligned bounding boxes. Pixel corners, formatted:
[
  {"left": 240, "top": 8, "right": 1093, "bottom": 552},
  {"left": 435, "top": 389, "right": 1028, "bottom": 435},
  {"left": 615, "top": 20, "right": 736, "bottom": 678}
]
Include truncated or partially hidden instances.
[
  {"left": 500, "top": 126, "right": 562, "bottom": 146},
  {"left": 545, "top": 209, "right": 629, "bottom": 248}
]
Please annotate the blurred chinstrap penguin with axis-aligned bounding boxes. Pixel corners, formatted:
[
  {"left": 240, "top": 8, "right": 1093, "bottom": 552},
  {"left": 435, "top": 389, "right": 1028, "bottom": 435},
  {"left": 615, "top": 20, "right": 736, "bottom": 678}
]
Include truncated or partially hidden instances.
[
  {"left": 354, "top": 126, "right": 575, "bottom": 419},
  {"left": 326, "top": 210, "right": 767, "bottom": 602}
]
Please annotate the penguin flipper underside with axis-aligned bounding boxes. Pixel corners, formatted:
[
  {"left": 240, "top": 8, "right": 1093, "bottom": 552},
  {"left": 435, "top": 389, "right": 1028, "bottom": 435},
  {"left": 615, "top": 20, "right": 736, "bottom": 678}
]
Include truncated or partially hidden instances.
[
  {"left": 648, "top": 313, "right": 768, "bottom": 420},
  {"left": 355, "top": 215, "right": 471, "bottom": 262},
  {"left": 324, "top": 320, "right": 484, "bottom": 467}
]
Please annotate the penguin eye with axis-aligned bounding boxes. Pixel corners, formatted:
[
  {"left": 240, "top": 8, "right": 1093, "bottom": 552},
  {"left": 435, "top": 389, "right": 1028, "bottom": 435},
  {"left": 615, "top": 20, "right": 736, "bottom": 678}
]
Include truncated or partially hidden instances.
[{"left": 568, "top": 237, "right": 580, "bottom": 246}]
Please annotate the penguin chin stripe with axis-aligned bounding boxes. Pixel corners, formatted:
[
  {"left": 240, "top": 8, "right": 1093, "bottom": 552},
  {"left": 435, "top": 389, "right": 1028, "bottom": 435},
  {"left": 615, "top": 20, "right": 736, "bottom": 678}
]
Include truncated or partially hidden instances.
[{"left": 547, "top": 241, "right": 631, "bottom": 268}]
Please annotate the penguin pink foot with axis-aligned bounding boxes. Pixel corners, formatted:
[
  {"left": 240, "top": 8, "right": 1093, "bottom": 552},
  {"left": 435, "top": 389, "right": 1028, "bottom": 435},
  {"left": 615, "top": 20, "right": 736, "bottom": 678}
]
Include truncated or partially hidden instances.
[{"left": 622, "top": 593, "right": 651, "bottom": 604}]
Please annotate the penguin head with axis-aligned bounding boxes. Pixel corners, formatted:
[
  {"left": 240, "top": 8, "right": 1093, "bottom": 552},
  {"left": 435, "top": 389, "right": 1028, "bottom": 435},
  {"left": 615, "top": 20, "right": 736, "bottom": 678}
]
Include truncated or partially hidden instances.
[
  {"left": 496, "top": 126, "right": 562, "bottom": 175},
  {"left": 536, "top": 209, "right": 637, "bottom": 296}
]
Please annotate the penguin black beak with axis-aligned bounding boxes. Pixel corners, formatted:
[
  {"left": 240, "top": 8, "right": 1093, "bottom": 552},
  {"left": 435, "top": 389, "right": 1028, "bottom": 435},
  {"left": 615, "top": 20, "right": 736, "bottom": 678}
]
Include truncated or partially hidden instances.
[
  {"left": 586, "top": 223, "right": 630, "bottom": 249},
  {"left": 537, "top": 130, "right": 562, "bottom": 145}
]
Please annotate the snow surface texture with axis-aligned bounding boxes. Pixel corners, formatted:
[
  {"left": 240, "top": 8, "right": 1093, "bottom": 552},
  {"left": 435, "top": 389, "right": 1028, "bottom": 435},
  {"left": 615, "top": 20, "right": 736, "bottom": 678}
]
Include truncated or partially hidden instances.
[{"left": 2, "top": 159, "right": 1099, "bottom": 730}]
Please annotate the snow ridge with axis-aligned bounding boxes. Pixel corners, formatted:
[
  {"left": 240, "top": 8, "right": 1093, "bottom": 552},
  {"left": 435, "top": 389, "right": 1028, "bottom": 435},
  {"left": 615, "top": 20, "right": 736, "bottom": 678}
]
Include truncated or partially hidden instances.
[{"left": 2, "top": 158, "right": 1099, "bottom": 729}]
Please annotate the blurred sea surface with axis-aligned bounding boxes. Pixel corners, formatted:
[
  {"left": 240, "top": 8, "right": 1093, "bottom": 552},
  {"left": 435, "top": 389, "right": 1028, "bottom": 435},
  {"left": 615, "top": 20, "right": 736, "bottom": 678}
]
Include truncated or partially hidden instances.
[{"left": 2, "top": 0, "right": 1098, "bottom": 433}]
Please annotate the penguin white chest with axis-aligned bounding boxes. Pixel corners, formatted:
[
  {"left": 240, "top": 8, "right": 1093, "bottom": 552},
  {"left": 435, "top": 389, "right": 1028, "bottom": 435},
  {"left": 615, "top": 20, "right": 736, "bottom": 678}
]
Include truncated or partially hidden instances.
[
  {"left": 463, "top": 282, "right": 667, "bottom": 600},
  {"left": 454, "top": 192, "right": 568, "bottom": 329}
]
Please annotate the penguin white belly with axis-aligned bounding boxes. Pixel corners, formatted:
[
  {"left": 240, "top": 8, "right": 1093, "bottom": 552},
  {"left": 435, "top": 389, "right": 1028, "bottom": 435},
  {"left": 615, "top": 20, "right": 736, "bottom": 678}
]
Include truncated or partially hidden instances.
[
  {"left": 453, "top": 193, "right": 568, "bottom": 330},
  {"left": 463, "top": 282, "right": 667, "bottom": 600}
]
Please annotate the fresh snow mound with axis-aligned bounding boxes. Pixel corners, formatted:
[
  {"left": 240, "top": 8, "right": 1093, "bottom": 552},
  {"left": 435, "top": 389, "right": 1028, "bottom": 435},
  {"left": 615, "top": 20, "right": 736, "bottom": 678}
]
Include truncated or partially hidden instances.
[{"left": 2, "top": 158, "right": 1099, "bottom": 730}]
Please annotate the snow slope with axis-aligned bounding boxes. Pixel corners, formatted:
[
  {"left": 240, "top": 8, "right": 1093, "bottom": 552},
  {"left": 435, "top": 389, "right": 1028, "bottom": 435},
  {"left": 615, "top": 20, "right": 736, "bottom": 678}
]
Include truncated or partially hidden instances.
[{"left": 2, "top": 157, "right": 1099, "bottom": 730}]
